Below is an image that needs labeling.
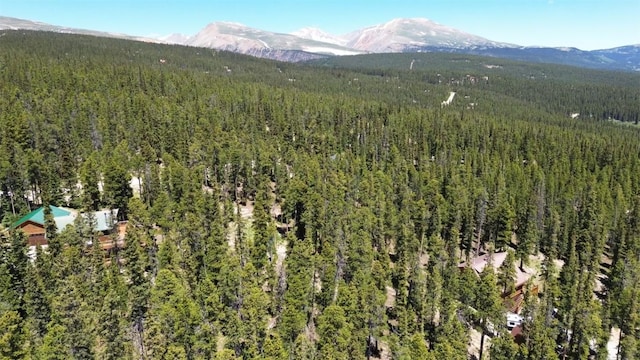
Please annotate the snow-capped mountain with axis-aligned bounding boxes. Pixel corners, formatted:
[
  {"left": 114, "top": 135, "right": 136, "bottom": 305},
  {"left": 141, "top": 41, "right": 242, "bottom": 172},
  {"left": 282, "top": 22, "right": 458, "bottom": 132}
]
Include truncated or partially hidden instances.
[
  {"left": 181, "top": 18, "right": 514, "bottom": 61},
  {"left": 344, "top": 18, "right": 513, "bottom": 52},
  {"left": 1, "top": 16, "right": 638, "bottom": 70},
  {"left": 186, "top": 22, "right": 361, "bottom": 58}
]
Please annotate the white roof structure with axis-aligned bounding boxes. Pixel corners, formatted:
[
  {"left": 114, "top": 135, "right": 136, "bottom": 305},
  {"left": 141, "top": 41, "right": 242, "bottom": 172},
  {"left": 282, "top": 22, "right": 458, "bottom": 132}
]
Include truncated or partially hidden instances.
[
  {"left": 52, "top": 208, "right": 119, "bottom": 233},
  {"left": 53, "top": 214, "right": 77, "bottom": 232},
  {"left": 81, "top": 209, "right": 119, "bottom": 232}
]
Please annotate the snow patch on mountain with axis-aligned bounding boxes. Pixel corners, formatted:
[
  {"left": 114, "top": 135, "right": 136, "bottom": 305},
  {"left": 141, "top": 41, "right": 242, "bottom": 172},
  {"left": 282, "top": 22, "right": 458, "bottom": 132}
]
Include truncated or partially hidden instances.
[
  {"left": 302, "top": 46, "right": 361, "bottom": 56},
  {"left": 291, "top": 27, "right": 347, "bottom": 46}
]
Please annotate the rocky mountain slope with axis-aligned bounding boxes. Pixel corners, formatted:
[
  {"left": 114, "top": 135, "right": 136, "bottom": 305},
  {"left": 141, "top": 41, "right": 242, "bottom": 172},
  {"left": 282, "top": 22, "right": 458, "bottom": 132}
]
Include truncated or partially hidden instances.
[
  {"left": 1, "top": 16, "right": 637, "bottom": 71},
  {"left": 184, "top": 21, "right": 361, "bottom": 58},
  {"left": 343, "top": 18, "right": 512, "bottom": 52}
]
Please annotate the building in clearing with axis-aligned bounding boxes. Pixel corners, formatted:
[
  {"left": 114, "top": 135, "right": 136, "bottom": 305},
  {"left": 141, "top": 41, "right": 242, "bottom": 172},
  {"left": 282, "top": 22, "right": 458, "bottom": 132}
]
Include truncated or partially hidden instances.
[
  {"left": 458, "top": 251, "right": 539, "bottom": 314},
  {"left": 11, "top": 205, "right": 126, "bottom": 256}
]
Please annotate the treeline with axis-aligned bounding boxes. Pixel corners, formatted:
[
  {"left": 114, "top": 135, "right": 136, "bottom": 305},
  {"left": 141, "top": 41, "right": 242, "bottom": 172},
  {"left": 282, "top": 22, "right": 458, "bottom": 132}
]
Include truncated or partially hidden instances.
[{"left": 0, "top": 31, "right": 639, "bottom": 359}]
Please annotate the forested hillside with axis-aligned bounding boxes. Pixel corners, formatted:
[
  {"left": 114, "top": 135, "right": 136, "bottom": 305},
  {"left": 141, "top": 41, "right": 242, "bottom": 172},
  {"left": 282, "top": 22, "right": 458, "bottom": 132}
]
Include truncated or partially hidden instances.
[
  {"left": 1, "top": 30, "right": 639, "bottom": 359},
  {"left": 311, "top": 53, "right": 640, "bottom": 124}
]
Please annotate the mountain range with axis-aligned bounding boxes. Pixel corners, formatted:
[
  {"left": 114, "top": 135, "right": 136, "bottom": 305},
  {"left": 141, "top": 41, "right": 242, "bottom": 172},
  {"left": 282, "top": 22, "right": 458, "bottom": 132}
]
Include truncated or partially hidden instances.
[
  {"left": 1, "top": 16, "right": 638, "bottom": 71},
  {"left": 0, "top": 16, "right": 159, "bottom": 43}
]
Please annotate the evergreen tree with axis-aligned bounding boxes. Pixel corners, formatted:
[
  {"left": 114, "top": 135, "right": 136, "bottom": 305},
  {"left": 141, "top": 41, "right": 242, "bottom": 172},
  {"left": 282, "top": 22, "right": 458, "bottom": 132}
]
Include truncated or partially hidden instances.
[
  {"left": 2, "top": 230, "right": 28, "bottom": 317},
  {"left": 475, "top": 263, "right": 504, "bottom": 360},
  {"left": 0, "top": 310, "right": 26, "bottom": 360},
  {"left": 430, "top": 296, "right": 468, "bottom": 357},
  {"left": 36, "top": 324, "right": 69, "bottom": 360},
  {"left": 279, "top": 233, "right": 314, "bottom": 344},
  {"left": 403, "top": 332, "right": 432, "bottom": 360},
  {"left": 237, "top": 262, "right": 270, "bottom": 359},
  {"left": 97, "top": 263, "right": 128, "bottom": 360},
  {"left": 23, "top": 262, "right": 51, "bottom": 342},
  {"left": 144, "top": 268, "right": 199, "bottom": 359},
  {"left": 525, "top": 312, "right": 559, "bottom": 360},
  {"left": 291, "top": 333, "right": 315, "bottom": 360},
  {"left": 516, "top": 200, "right": 537, "bottom": 271},
  {"left": 214, "top": 348, "right": 238, "bottom": 360},
  {"left": 102, "top": 142, "right": 133, "bottom": 220},
  {"left": 43, "top": 204, "right": 61, "bottom": 257},
  {"left": 251, "top": 175, "right": 274, "bottom": 272},
  {"left": 79, "top": 152, "right": 102, "bottom": 211},
  {"left": 316, "top": 304, "right": 353, "bottom": 360},
  {"left": 262, "top": 332, "right": 288, "bottom": 360},
  {"left": 567, "top": 271, "right": 604, "bottom": 359},
  {"left": 48, "top": 275, "right": 95, "bottom": 360},
  {"left": 498, "top": 249, "right": 517, "bottom": 294},
  {"left": 490, "top": 335, "right": 523, "bottom": 360},
  {"left": 122, "top": 226, "right": 150, "bottom": 358}
]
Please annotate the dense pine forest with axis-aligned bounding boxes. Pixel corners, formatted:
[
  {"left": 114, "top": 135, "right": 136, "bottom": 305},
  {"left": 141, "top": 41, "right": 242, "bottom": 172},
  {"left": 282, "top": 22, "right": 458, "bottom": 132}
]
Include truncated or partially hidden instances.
[{"left": 1, "top": 30, "right": 639, "bottom": 359}]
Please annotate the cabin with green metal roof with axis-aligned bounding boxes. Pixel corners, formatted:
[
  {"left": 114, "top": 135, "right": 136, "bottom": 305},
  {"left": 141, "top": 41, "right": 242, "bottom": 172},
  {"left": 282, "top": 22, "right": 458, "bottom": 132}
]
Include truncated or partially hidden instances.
[
  {"left": 12, "top": 206, "right": 76, "bottom": 246},
  {"left": 12, "top": 205, "right": 71, "bottom": 228},
  {"left": 12, "top": 206, "right": 122, "bottom": 248}
]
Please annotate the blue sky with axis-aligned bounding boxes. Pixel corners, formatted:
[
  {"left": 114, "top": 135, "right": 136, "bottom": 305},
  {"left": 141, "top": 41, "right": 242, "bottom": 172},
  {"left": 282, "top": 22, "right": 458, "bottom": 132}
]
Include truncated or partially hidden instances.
[{"left": 2, "top": 0, "right": 639, "bottom": 50}]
